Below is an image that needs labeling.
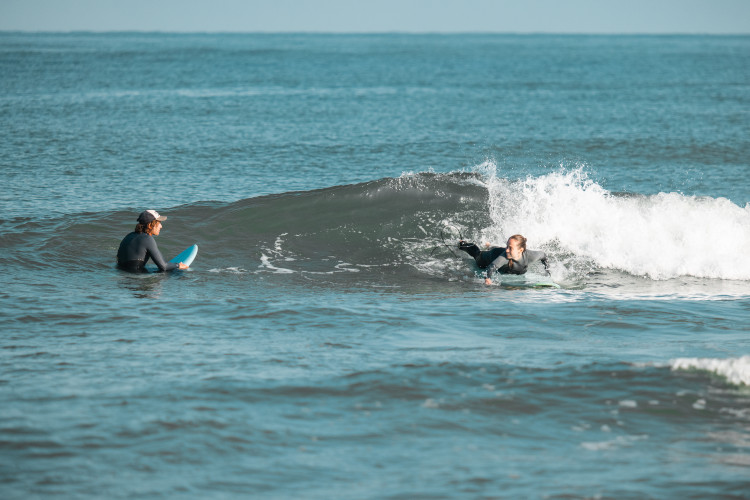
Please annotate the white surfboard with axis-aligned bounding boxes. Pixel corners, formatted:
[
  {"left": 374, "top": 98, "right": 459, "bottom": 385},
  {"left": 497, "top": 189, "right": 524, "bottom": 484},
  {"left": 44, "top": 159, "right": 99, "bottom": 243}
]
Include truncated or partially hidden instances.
[
  {"left": 169, "top": 244, "right": 198, "bottom": 267},
  {"left": 498, "top": 273, "right": 560, "bottom": 288}
]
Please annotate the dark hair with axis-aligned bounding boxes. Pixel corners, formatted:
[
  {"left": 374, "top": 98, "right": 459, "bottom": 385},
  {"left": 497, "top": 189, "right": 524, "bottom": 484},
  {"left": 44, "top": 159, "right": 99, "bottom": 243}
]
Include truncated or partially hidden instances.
[{"left": 135, "top": 220, "right": 160, "bottom": 235}]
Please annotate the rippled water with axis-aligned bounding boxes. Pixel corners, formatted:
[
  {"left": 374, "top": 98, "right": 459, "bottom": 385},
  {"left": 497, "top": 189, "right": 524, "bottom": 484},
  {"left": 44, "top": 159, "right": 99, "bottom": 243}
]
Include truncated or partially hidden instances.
[{"left": 2, "top": 33, "right": 750, "bottom": 498}]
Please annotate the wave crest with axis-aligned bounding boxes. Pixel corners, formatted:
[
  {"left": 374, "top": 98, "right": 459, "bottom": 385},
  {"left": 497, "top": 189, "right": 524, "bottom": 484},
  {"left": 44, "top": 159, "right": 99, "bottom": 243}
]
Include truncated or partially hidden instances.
[
  {"left": 478, "top": 163, "right": 750, "bottom": 280},
  {"left": 671, "top": 356, "right": 750, "bottom": 386}
]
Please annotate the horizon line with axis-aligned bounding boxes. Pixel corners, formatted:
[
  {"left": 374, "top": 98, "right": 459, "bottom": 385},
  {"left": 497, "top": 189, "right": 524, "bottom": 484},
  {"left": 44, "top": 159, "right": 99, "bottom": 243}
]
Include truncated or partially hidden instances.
[{"left": 2, "top": 30, "right": 749, "bottom": 36}]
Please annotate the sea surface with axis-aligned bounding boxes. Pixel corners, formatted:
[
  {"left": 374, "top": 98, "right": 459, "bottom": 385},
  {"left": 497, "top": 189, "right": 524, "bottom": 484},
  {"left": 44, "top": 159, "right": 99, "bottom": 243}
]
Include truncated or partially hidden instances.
[{"left": 1, "top": 33, "right": 750, "bottom": 498}]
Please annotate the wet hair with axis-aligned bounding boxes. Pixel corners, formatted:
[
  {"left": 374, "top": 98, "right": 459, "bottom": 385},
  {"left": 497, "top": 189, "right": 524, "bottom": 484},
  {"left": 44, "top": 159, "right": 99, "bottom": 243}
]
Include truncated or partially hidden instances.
[
  {"left": 135, "top": 220, "right": 161, "bottom": 235},
  {"left": 508, "top": 234, "right": 527, "bottom": 251}
]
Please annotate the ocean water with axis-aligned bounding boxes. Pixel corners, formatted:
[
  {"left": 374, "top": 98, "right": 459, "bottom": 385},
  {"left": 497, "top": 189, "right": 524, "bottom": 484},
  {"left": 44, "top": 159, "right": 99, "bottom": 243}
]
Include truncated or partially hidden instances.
[{"left": 1, "top": 33, "right": 750, "bottom": 498}]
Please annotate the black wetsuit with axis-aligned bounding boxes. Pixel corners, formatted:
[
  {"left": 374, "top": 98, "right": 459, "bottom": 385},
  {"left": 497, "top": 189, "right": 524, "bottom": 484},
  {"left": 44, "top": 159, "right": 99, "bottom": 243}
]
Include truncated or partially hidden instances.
[
  {"left": 117, "top": 232, "right": 177, "bottom": 272},
  {"left": 459, "top": 243, "right": 548, "bottom": 279}
]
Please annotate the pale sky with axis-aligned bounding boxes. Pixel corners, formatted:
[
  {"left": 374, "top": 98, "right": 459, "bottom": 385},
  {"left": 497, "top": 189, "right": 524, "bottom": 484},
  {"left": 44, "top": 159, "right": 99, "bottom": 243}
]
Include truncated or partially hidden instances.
[{"left": 1, "top": 0, "right": 749, "bottom": 34}]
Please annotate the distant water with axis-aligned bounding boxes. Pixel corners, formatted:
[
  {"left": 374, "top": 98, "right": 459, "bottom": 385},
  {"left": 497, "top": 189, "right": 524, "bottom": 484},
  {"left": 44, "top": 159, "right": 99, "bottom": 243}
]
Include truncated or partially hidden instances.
[{"left": 1, "top": 33, "right": 750, "bottom": 498}]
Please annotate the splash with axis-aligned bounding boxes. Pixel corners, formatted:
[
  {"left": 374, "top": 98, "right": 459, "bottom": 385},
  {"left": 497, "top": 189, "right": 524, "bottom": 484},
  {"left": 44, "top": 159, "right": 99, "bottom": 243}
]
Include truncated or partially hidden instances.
[
  {"left": 478, "top": 162, "right": 750, "bottom": 280},
  {"left": 671, "top": 356, "right": 750, "bottom": 386}
]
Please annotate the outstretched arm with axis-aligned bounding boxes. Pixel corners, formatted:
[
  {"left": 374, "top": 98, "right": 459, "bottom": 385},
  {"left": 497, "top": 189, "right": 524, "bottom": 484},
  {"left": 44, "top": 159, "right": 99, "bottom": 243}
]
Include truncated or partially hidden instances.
[
  {"left": 145, "top": 237, "right": 179, "bottom": 272},
  {"left": 484, "top": 254, "right": 509, "bottom": 285}
]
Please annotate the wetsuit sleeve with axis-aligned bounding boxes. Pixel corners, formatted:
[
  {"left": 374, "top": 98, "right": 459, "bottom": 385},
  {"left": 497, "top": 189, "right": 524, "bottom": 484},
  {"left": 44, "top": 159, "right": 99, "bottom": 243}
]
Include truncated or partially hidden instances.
[
  {"left": 144, "top": 236, "right": 177, "bottom": 272},
  {"left": 486, "top": 253, "right": 509, "bottom": 279},
  {"left": 525, "top": 250, "right": 549, "bottom": 270}
]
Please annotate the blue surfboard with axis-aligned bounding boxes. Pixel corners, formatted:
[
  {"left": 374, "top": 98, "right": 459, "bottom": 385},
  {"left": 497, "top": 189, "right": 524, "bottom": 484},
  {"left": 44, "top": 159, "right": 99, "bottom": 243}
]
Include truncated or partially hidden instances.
[{"left": 169, "top": 244, "right": 198, "bottom": 267}]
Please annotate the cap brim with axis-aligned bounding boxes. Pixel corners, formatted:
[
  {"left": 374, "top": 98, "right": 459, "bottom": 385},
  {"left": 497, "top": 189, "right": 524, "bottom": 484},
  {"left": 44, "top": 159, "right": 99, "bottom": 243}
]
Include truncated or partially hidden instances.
[{"left": 156, "top": 216, "right": 167, "bottom": 221}]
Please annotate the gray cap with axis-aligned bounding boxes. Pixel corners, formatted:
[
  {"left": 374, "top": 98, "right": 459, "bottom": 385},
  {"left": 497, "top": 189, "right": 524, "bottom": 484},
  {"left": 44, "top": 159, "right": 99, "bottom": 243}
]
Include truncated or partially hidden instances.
[{"left": 137, "top": 209, "right": 167, "bottom": 224}]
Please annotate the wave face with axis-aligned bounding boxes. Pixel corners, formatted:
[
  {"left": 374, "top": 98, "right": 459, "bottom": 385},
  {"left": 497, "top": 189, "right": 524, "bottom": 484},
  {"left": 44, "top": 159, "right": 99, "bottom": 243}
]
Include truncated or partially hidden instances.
[
  {"left": 3, "top": 167, "right": 750, "bottom": 286},
  {"left": 176, "top": 166, "right": 750, "bottom": 283}
]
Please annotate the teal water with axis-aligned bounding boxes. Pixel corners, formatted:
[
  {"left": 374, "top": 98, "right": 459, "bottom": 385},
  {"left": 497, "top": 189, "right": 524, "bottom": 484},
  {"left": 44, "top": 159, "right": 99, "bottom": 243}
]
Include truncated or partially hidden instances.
[{"left": 1, "top": 33, "right": 750, "bottom": 498}]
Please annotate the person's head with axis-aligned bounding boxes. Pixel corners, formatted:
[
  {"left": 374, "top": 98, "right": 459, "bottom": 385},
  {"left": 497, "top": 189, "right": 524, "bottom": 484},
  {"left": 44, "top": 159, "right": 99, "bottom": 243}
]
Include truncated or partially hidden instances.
[
  {"left": 134, "top": 209, "right": 167, "bottom": 236},
  {"left": 506, "top": 234, "right": 527, "bottom": 260}
]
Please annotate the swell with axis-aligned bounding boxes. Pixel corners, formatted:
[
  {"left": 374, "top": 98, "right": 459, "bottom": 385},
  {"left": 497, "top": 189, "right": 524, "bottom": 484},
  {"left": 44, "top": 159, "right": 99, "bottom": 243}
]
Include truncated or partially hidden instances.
[
  {"left": 2, "top": 168, "right": 750, "bottom": 283},
  {"left": 0, "top": 172, "right": 488, "bottom": 277}
]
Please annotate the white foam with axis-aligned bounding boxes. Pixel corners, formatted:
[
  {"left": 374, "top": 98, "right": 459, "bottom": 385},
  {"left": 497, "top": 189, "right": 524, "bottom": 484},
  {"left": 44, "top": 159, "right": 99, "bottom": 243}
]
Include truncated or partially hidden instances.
[
  {"left": 422, "top": 398, "right": 440, "bottom": 409},
  {"left": 581, "top": 434, "right": 648, "bottom": 451},
  {"left": 273, "top": 233, "right": 288, "bottom": 254},
  {"left": 258, "top": 254, "right": 295, "bottom": 274},
  {"left": 334, "top": 262, "right": 360, "bottom": 272},
  {"left": 208, "top": 267, "right": 248, "bottom": 274},
  {"left": 670, "top": 356, "right": 750, "bottom": 386},
  {"left": 478, "top": 162, "right": 750, "bottom": 280}
]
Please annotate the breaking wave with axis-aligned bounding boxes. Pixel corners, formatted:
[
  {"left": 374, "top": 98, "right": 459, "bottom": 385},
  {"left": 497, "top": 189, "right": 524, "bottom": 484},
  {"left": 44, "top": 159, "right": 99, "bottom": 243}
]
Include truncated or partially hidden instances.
[{"left": 3, "top": 164, "right": 750, "bottom": 284}]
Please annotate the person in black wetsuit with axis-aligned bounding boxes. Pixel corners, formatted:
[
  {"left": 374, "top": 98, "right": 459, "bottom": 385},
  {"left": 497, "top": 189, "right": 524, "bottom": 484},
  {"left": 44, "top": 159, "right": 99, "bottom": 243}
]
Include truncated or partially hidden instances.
[
  {"left": 117, "top": 210, "right": 189, "bottom": 272},
  {"left": 458, "top": 234, "right": 548, "bottom": 285}
]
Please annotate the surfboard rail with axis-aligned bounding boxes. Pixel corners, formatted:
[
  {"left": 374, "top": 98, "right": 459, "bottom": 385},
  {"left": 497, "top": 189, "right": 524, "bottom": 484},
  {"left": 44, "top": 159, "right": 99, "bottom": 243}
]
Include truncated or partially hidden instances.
[{"left": 169, "top": 244, "right": 199, "bottom": 266}]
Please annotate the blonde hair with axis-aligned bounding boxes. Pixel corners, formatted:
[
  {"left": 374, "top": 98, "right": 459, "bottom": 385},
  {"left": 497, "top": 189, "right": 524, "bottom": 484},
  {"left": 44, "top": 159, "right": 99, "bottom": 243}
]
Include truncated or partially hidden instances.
[{"left": 508, "top": 234, "right": 527, "bottom": 250}]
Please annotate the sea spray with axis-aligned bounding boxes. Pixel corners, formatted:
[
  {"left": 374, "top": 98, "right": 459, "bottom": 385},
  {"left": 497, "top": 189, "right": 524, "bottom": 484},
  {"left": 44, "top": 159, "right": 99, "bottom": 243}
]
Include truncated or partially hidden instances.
[
  {"left": 477, "top": 163, "right": 750, "bottom": 280},
  {"left": 671, "top": 356, "right": 750, "bottom": 386}
]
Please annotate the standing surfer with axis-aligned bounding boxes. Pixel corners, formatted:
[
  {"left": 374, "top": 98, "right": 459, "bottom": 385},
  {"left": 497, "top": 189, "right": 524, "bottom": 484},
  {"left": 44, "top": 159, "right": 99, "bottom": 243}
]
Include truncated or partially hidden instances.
[
  {"left": 458, "top": 234, "right": 548, "bottom": 285},
  {"left": 117, "top": 210, "right": 189, "bottom": 272}
]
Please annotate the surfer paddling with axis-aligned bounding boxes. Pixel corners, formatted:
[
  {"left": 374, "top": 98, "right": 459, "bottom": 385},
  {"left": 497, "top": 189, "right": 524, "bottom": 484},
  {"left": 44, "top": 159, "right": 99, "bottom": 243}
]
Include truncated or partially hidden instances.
[
  {"left": 458, "top": 234, "right": 548, "bottom": 285},
  {"left": 117, "top": 210, "right": 189, "bottom": 272}
]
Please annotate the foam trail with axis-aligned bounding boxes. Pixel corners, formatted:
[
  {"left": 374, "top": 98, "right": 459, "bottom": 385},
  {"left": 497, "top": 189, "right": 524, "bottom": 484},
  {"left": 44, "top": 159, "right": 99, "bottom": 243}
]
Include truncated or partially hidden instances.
[
  {"left": 671, "top": 356, "right": 750, "bottom": 386},
  {"left": 480, "top": 163, "right": 750, "bottom": 280}
]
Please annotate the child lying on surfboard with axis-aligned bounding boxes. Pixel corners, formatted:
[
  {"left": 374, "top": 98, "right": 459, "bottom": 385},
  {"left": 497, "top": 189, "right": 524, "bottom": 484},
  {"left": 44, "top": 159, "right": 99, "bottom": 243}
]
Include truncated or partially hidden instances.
[{"left": 458, "top": 234, "right": 549, "bottom": 285}]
